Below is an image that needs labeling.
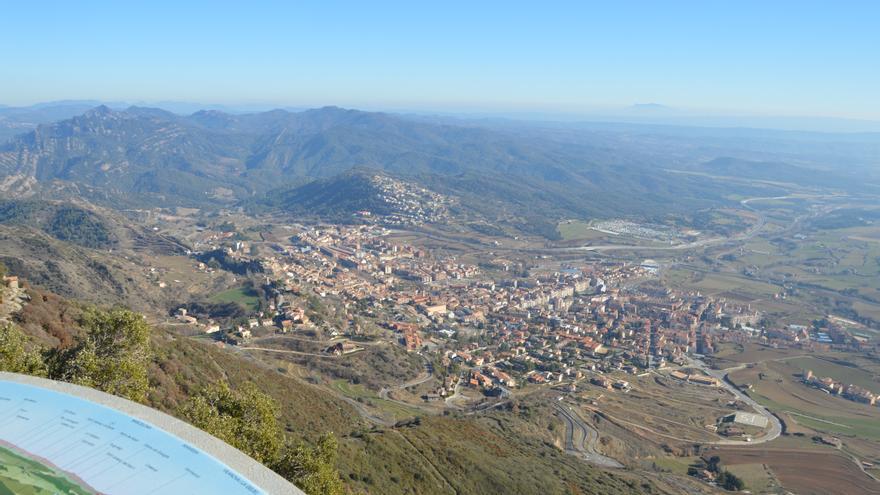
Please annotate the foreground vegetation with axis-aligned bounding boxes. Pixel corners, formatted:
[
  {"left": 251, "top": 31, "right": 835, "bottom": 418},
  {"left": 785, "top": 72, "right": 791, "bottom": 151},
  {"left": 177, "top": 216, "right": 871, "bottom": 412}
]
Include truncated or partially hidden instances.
[
  {"left": 181, "top": 382, "right": 343, "bottom": 494},
  {"left": 0, "top": 301, "right": 342, "bottom": 494}
]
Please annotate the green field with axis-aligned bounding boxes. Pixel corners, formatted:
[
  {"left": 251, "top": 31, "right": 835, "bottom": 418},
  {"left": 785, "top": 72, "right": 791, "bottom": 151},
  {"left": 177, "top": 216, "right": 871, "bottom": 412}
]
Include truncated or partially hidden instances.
[
  {"left": 746, "top": 391, "right": 880, "bottom": 440},
  {"left": 0, "top": 445, "right": 95, "bottom": 495},
  {"left": 851, "top": 300, "right": 880, "bottom": 321},
  {"left": 717, "top": 223, "right": 880, "bottom": 312},
  {"left": 209, "top": 286, "right": 261, "bottom": 312},
  {"left": 556, "top": 220, "right": 606, "bottom": 241},
  {"left": 724, "top": 462, "right": 778, "bottom": 494},
  {"left": 786, "top": 412, "right": 880, "bottom": 442},
  {"left": 712, "top": 343, "right": 808, "bottom": 367},
  {"left": 333, "top": 379, "right": 374, "bottom": 399}
]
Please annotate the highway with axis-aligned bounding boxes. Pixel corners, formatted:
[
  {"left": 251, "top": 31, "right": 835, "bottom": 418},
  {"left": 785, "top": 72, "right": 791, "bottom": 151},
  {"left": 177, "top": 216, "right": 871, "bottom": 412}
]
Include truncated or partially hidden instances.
[{"left": 553, "top": 402, "right": 623, "bottom": 468}]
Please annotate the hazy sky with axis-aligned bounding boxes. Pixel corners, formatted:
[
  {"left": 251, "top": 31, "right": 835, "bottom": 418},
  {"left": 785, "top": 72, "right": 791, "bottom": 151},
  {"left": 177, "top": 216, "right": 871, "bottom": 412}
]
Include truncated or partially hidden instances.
[{"left": 3, "top": 1, "right": 878, "bottom": 119}]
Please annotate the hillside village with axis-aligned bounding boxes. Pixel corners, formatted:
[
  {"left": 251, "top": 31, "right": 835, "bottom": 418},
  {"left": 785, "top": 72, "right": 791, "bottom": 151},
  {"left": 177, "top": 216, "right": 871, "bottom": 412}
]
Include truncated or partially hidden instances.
[{"left": 358, "top": 174, "right": 452, "bottom": 226}]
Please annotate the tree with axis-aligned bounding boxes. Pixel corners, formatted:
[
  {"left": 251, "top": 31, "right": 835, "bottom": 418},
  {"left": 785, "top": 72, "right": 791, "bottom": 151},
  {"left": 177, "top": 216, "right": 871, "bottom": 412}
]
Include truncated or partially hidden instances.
[
  {"left": 180, "top": 382, "right": 343, "bottom": 495},
  {"left": 0, "top": 323, "right": 47, "bottom": 376},
  {"left": 275, "top": 433, "right": 344, "bottom": 495},
  {"left": 719, "top": 470, "right": 745, "bottom": 491},
  {"left": 706, "top": 455, "right": 721, "bottom": 473},
  {"left": 48, "top": 307, "right": 151, "bottom": 402},
  {"left": 179, "top": 382, "right": 283, "bottom": 465}
]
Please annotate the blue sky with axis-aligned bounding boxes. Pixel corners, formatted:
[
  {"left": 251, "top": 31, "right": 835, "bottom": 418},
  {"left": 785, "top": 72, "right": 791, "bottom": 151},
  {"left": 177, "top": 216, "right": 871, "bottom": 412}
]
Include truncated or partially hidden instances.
[{"left": 2, "top": 1, "right": 878, "bottom": 119}]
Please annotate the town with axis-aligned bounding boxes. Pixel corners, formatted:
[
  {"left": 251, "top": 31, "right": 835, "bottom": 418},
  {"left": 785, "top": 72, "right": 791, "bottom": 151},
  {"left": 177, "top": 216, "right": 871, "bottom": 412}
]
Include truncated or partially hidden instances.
[{"left": 162, "top": 219, "right": 878, "bottom": 412}]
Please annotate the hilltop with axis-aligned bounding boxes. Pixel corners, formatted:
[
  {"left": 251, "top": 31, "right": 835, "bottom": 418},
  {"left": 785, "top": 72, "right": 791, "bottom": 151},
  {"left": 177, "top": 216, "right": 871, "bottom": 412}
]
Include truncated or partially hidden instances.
[
  {"left": 0, "top": 199, "right": 188, "bottom": 312},
  {"left": 252, "top": 169, "right": 453, "bottom": 225}
]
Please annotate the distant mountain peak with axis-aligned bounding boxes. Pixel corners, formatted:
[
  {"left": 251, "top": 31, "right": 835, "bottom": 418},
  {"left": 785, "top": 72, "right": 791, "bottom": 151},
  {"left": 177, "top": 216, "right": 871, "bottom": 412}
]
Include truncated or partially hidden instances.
[
  {"left": 306, "top": 105, "right": 356, "bottom": 116},
  {"left": 84, "top": 105, "right": 115, "bottom": 117},
  {"left": 316, "top": 105, "right": 346, "bottom": 112},
  {"left": 124, "top": 106, "right": 178, "bottom": 120},
  {"left": 190, "top": 109, "right": 226, "bottom": 117},
  {"left": 187, "top": 109, "right": 237, "bottom": 127}
]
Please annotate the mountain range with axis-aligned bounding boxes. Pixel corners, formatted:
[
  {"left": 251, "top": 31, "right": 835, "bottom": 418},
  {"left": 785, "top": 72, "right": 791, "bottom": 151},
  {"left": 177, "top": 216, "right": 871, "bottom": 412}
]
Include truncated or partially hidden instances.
[{"left": 1, "top": 105, "right": 875, "bottom": 236}]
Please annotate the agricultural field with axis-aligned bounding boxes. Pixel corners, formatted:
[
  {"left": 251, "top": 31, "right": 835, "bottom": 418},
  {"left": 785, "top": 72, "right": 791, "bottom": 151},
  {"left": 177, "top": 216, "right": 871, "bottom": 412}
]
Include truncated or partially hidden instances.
[
  {"left": 690, "top": 208, "right": 756, "bottom": 237},
  {"left": 722, "top": 462, "right": 780, "bottom": 494},
  {"left": 557, "top": 220, "right": 607, "bottom": 241},
  {"left": 209, "top": 285, "right": 261, "bottom": 312},
  {"left": 662, "top": 267, "right": 780, "bottom": 303},
  {"left": 705, "top": 213, "right": 880, "bottom": 321},
  {"left": 556, "top": 220, "right": 603, "bottom": 241},
  {"left": 728, "top": 357, "right": 880, "bottom": 448},
  {"left": 785, "top": 356, "right": 880, "bottom": 394},
  {"left": 655, "top": 199, "right": 880, "bottom": 343},
  {"left": 710, "top": 343, "right": 811, "bottom": 368},
  {"left": 852, "top": 300, "right": 880, "bottom": 322},
  {"left": 712, "top": 444, "right": 877, "bottom": 495}
]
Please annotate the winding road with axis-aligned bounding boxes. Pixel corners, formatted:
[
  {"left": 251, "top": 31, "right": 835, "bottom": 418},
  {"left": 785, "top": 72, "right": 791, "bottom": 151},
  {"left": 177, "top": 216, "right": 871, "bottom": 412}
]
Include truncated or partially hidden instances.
[
  {"left": 379, "top": 358, "right": 434, "bottom": 400},
  {"left": 237, "top": 346, "right": 360, "bottom": 358},
  {"left": 554, "top": 401, "right": 624, "bottom": 468}
]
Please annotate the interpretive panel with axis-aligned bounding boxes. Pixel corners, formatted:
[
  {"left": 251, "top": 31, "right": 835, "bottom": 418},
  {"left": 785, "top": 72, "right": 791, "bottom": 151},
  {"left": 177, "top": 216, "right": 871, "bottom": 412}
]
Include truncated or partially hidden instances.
[{"left": 0, "top": 380, "right": 266, "bottom": 495}]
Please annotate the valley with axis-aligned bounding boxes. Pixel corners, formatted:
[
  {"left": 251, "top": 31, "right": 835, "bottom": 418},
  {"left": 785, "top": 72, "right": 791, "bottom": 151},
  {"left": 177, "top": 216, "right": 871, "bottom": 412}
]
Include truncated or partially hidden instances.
[
  {"left": 0, "top": 104, "right": 878, "bottom": 495},
  {"left": 2, "top": 3, "right": 879, "bottom": 494}
]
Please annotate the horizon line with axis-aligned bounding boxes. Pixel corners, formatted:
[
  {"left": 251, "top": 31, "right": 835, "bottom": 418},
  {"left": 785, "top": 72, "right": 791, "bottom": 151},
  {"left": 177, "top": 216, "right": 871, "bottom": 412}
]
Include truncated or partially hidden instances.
[{"left": 4, "top": 99, "right": 880, "bottom": 134}]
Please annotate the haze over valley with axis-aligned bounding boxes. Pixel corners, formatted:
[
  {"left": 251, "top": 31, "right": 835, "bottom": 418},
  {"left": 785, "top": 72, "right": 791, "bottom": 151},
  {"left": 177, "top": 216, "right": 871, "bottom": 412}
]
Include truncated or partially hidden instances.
[{"left": 1, "top": 2, "right": 879, "bottom": 494}]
